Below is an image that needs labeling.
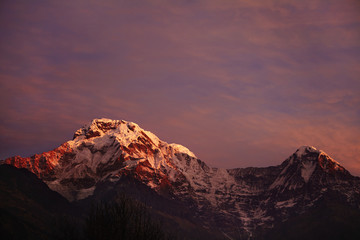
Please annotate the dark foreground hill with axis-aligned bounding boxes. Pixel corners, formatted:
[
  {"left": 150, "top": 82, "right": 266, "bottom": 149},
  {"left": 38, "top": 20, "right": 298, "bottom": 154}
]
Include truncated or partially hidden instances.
[{"left": 0, "top": 164, "right": 76, "bottom": 240}]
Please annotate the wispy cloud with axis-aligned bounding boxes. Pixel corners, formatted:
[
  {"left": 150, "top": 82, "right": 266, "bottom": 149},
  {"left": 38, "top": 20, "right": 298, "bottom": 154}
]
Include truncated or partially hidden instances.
[{"left": 1, "top": 0, "right": 359, "bottom": 175}]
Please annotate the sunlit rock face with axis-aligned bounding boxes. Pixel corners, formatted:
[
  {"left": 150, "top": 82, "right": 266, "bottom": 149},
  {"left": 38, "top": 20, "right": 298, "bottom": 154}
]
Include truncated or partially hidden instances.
[{"left": 3, "top": 119, "right": 360, "bottom": 237}]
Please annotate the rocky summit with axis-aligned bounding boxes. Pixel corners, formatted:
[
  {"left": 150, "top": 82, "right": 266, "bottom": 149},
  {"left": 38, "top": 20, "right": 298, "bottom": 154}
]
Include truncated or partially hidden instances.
[{"left": 3, "top": 118, "right": 360, "bottom": 239}]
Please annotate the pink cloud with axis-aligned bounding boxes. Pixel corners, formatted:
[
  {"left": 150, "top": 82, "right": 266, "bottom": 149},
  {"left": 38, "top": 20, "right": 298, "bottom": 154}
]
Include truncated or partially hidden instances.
[{"left": 1, "top": 0, "right": 359, "bottom": 176}]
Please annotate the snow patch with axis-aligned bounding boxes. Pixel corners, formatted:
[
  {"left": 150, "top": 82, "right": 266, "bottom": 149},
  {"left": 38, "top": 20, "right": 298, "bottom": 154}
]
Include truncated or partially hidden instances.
[
  {"left": 280, "top": 159, "right": 292, "bottom": 175},
  {"left": 77, "top": 186, "right": 96, "bottom": 200},
  {"left": 169, "top": 143, "right": 196, "bottom": 158},
  {"left": 301, "top": 160, "right": 316, "bottom": 183},
  {"left": 296, "top": 146, "right": 318, "bottom": 158},
  {"left": 275, "top": 199, "right": 296, "bottom": 208},
  {"left": 269, "top": 175, "right": 286, "bottom": 189},
  {"left": 142, "top": 130, "right": 160, "bottom": 146}
]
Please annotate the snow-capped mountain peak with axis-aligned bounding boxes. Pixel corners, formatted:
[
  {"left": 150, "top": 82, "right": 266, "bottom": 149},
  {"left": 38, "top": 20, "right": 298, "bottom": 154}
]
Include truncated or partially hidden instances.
[
  {"left": 293, "top": 145, "right": 345, "bottom": 174},
  {"left": 269, "top": 145, "right": 352, "bottom": 192},
  {"left": 5, "top": 118, "right": 203, "bottom": 200},
  {"left": 3, "top": 119, "right": 359, "bottom": 238},
  {"left": 72, "top": 118, "right": 158, "bottom": 145},
  {"left": 71, "top": 118, "right": 196, "bottom": 157}
]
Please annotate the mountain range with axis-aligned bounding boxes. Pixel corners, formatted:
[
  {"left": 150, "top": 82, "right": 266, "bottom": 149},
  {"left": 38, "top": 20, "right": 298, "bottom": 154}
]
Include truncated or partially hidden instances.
[{"left": 1, "top": 118, "right": 360, "bottom": 239}]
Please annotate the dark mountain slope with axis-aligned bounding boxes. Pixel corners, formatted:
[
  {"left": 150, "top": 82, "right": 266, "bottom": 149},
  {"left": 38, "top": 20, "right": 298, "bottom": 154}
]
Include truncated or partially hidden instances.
[
  {"left": 264, "top": 193, "right": 360, "bottom": 240},
  {"left": 78, "top": 175, "right": 226, "bottom": 240},
  {"left": 0, "top": 165, "right": 77, "bottom": 240}
]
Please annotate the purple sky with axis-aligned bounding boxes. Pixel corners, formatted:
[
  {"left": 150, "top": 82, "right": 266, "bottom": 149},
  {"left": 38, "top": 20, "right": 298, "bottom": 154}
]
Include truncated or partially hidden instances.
[{"left": 1, "top": 0, "right": 360, "bottom": 175}]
